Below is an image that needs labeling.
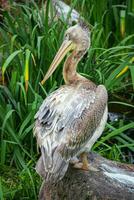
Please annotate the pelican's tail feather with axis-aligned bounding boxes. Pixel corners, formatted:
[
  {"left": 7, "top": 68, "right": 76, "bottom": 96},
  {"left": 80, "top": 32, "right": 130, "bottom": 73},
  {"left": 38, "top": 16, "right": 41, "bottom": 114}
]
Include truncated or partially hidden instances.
[{"left": 36, "top": 146, "right": 69, "bottom": 183}]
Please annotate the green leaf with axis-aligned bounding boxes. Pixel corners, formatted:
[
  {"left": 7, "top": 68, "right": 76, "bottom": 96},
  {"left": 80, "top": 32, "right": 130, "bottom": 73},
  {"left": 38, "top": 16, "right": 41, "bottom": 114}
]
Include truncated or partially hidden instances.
[
  {"left": 2, "top": 109, "right": 15, "bottom": 133},
  {"left": 24, "top": 49, "right": 31, "bottom": 92},
  {"left": 97, "top": 122, "right": 134, "bottom": 147},
  {"left": 2, "top": 49, "right": 22, "bottom": 75},
  {"left": 18, "top": 112, "right": 33, "bottom": 138},
  {"left": 37, "top": 36, "right": 44, "bottom": 59},
  {"left": 0, "top": 179, "right": 4, "bottom": 200},
  {"left": 0, "top": 140, "right": 6, "bottom": 165},
  {"left": 129, "top": 64, "right": 134, "bottom": 89}
]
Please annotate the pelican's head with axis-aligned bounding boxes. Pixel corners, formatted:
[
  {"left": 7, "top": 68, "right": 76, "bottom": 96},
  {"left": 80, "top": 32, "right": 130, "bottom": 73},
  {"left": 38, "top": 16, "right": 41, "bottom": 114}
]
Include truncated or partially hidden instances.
[
  {"left": 41, "top": 23, "right": 90, "bottom": 85},
  {"left": 65, "top": 24, "right": 90, "bottom": 52}
]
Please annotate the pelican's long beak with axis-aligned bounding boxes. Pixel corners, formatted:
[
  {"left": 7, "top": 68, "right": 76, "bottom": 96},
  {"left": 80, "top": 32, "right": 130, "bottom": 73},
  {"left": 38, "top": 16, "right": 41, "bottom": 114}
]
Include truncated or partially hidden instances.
[{"left": 41, "top": 40, "right": 76, "bottom": 85}]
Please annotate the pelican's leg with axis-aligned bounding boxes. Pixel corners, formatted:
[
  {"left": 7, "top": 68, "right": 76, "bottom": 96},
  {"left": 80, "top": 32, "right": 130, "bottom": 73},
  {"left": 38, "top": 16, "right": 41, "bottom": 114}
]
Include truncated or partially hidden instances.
[{"left": 80, "top": 152, "right": 89, "bottom": 170}]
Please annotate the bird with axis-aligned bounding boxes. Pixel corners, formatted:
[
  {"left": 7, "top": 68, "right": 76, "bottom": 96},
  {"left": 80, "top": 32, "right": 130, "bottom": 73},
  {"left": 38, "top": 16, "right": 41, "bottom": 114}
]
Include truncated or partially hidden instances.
[{"left": 34, "top": 22, "right": 108, "bottom": 183}]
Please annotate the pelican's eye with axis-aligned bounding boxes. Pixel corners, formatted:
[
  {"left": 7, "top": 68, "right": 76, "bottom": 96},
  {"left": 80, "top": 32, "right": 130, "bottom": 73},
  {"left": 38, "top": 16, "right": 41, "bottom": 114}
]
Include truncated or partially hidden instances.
[
  {"left": 65, "top": 32, "right": 70, "bottom": 41},
  {"left": 72, "top": 20, "right": 77, "bottom": 26}
]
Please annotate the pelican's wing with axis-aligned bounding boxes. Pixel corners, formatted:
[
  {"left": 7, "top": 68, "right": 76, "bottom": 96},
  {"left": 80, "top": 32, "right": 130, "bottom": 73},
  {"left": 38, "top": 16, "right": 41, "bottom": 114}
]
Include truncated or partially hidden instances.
[{"left": 34, "top": 83, "right": 107, "bottom": 182}]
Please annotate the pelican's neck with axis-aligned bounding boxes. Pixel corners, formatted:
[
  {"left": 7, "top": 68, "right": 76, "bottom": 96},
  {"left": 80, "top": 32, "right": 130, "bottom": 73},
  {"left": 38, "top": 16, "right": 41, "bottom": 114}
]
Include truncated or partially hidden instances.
[{"left": 63, "top": 50, "right": 86, "bottom": 84}]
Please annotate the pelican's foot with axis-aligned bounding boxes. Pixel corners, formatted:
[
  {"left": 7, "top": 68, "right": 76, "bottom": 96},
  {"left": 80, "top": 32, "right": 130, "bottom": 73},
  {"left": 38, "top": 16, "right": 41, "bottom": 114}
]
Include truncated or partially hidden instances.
[
  {"left": 71, "top": 153, "right": 90, "bottom": 170},
  {"left": 70, "top": 156, "right": 89, "bottom": 170},
  {"left": 73, "top": 161, "right": 98, "bottom": 171},
  {"left": 73, "top": 162, "right": 89, "bottom": 171}
]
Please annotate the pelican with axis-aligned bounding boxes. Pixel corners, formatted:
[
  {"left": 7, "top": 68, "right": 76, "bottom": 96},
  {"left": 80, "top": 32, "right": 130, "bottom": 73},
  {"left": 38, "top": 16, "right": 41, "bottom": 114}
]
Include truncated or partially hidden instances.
[{"left": 34, "top": 23, "right": 108, "bottom": 183}]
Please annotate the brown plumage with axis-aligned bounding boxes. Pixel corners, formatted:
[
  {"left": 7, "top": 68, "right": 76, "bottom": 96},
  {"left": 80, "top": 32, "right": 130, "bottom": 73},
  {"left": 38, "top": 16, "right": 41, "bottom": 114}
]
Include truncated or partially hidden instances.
[{"left": 34, "top": 24, "right": 108, "bottom": 183}]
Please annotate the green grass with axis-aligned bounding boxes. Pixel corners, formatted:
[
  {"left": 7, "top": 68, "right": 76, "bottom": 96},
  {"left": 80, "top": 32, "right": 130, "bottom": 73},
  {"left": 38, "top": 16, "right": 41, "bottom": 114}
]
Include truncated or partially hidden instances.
[{"left": 0, "top": 0, "right": 134, "bottom": 199}]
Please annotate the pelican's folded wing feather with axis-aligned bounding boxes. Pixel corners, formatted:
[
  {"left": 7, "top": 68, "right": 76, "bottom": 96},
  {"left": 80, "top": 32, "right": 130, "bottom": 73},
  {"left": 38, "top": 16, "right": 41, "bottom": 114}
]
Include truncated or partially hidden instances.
[{"left": 34, "top": 83, "right": 107, "bottom": 181}]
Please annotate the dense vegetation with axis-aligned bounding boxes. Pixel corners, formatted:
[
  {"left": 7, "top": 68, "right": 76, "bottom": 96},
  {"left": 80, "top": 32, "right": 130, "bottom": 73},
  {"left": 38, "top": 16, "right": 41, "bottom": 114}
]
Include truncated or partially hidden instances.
[{"left": 0, "top": 0, "right": 134, "bottom": 199}]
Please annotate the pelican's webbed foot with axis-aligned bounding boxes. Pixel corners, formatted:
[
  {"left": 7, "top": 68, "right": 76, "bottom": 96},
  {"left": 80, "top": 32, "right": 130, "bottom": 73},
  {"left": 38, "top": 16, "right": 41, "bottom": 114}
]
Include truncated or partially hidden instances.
[{"left": 72, "top": 152, "right": 89, "bottom": 171}]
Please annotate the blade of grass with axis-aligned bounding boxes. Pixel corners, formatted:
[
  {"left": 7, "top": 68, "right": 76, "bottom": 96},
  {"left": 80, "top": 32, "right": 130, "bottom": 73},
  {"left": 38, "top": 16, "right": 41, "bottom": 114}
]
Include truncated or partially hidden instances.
[
  {"left": 24, "top": 49, "right": 31, "bottom": 92},
  {"left": 2, "top": 49, "right": 22, "bottom": 75},
  {"left": 95, "top": 122, "right": 134, "bottom": 148},
  {"left": 0, "top": 179, "right": 4, "bottom": 200}
]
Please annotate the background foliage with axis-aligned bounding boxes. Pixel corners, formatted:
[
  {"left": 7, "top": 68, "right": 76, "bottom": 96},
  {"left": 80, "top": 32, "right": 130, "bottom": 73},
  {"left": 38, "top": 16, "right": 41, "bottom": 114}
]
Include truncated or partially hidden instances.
[{"left": 0, "top": 0, "right": 134, "bottom": 199}]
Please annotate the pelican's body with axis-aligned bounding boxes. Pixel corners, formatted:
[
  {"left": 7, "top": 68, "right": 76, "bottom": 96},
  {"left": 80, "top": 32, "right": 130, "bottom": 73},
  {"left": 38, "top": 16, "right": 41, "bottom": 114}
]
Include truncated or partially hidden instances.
[{"left": 34, "top": 23, "right": 108, "bottom": 183}]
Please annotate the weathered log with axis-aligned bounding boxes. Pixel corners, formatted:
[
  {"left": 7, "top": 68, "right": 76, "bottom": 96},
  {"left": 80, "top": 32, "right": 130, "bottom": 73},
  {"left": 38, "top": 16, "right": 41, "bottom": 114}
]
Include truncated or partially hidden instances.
[
  {"left": 52, "top": 0, "right": 80, "bottom": 25},
  {"left": 38, "top": 152, "right": 134, "bottom": 200}
]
